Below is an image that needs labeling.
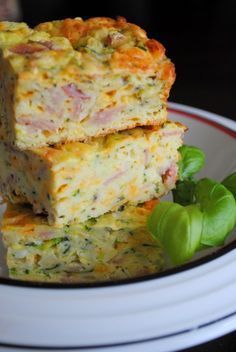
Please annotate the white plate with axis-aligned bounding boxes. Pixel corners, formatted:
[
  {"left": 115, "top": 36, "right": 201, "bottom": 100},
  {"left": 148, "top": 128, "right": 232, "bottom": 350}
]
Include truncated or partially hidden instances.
[{"left": 0, "top": 102, "right": 236, "bottom": 352}]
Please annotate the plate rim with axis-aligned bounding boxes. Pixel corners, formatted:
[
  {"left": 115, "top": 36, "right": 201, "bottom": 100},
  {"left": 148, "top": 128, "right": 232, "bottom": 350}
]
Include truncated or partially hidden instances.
[{"left": 0, "top": 311, "right": 235, "bottom": 351}]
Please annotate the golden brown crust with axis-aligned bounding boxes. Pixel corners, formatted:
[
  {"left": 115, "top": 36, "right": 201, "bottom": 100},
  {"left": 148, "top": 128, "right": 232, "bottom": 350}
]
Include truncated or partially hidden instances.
[
  {"left": 52, "top": 116, "right": 168, "bottom": 148},
  {"left": 36, "top": 17, "right": 146, "bottom": 44},
  {"left": 173, "top": 121, "right": 188, "bottom": 132},
  {"left": 35, "top": 17, "right": 175, "bottom": 77}
]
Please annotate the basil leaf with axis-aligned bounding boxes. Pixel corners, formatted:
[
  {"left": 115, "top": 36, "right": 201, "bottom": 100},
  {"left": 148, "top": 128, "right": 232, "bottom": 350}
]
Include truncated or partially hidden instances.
[
  {"left": 147, "top": 202, "right": 202, "bottom": 265},
  {"left": 178, "top": 145, "right": 205, "bottom": 181},
  {"left": 172, "top": 179, "right": 196, "bottom": 205},
  {"left": 147, "top": 201, "right": 174, "bottom": 239},
  {"left": 195, "top": 178, "right": 236, "bottom": 246}
]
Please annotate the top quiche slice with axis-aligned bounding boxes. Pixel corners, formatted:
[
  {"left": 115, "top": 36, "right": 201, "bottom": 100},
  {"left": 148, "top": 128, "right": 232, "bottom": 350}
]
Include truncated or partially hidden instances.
[{"left": 0, "top": 17, "right": 175, "bottom": 149}]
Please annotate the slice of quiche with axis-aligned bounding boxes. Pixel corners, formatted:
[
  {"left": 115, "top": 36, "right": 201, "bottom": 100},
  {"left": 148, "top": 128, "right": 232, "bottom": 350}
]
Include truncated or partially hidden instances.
[
  {"left": 0, "top": 17, "right": 175, "bottom": 149},
  {"left": 2, "top": 202, "right": 164, "bottom": 283},
  {"left": 0, "top": 121, "right": 185, "bottom": 226}
]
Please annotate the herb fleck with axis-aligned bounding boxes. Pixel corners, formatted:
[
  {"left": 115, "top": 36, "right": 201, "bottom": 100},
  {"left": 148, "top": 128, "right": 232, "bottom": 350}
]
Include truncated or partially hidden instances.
[{"left": 72, "top": 189, "right": 80, "bottom": 197}]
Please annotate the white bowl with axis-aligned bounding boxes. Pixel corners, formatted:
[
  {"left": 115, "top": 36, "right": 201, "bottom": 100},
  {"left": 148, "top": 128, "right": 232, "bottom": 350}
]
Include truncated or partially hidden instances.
[{"left": 0, "top": 102, "right": 235, "bottom": 352}]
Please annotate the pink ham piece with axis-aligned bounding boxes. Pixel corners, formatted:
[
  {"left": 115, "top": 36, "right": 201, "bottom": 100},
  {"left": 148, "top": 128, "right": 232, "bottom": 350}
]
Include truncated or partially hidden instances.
[
  {"left": 161, "top": 129, "right": 184, "bottom": 137},
  {"left": 17, "top": 84, "right": 91, "bottom": 129},
  {"left": 18, "top": 116, "right": 61, "bottom": 132},
  {"left": 45, "top": 86, "right": 68, "bottom": 115},
  {"left": 62, "top": 84, "right": 90, "bottom": 101},
  {"left": 162, "top": 163, "right": 178, "bottom": 186},
  {"left": 103, "top": 169, "right": 127, "bottom": 186},
  {"left": 62, "top": 84, "right": 91, "bottom": 121},
  {"left": 37, "top": 41, "right": 54, "bottom": 50},
  {"left": 106, "top": 32, "right": 126, "bottom": 47},
  {"left": 40, "top": 232, "right": 55, "bottom": 240},
  {"left": 9, "top": 43, "right": 49, "bottom": 54},
  {"left": 90, "top": 105, "right": 124, "bottom": 125}
]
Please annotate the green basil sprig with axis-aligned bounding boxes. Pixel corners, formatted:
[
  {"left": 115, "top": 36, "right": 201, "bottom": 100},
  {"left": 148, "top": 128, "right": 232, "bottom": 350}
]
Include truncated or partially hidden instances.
[
  {"left": 148, "top": 145, "right": 236, "bottom": 265},
  {"left": 173, "top": 145, "right": 205, "bottom": 206}
]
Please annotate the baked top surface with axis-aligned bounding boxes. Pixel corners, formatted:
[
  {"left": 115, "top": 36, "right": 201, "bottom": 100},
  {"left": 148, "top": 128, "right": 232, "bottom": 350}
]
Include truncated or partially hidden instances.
[{"left": 0, "top": 17, "right": 175, "bottom": 148}]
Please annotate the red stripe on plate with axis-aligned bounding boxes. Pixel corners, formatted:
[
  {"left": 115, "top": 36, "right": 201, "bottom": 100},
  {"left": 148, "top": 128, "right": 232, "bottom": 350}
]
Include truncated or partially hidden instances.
[{"left": 168, "top": 107, "right": 236, "bottom": 139}]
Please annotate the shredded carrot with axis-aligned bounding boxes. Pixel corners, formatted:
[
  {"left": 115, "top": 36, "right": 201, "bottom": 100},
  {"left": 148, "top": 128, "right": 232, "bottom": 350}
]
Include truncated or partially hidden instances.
[{"left": 143, "top": 199, "right": 159, "bottom": 211}]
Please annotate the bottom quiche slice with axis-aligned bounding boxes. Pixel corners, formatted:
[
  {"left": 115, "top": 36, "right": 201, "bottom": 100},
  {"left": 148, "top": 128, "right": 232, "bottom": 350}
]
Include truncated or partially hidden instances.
[
  {"left": 1, "top": 202, "right": 164, "bottom": 283},
  {"left": 0, "top": 121, "right": 185, "bottom": 226}
]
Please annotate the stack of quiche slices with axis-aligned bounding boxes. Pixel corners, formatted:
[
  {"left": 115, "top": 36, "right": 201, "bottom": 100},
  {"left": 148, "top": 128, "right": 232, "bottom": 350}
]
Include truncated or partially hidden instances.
[{"left": 0, "top": 17, "right": 185, "bottom": 282}]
